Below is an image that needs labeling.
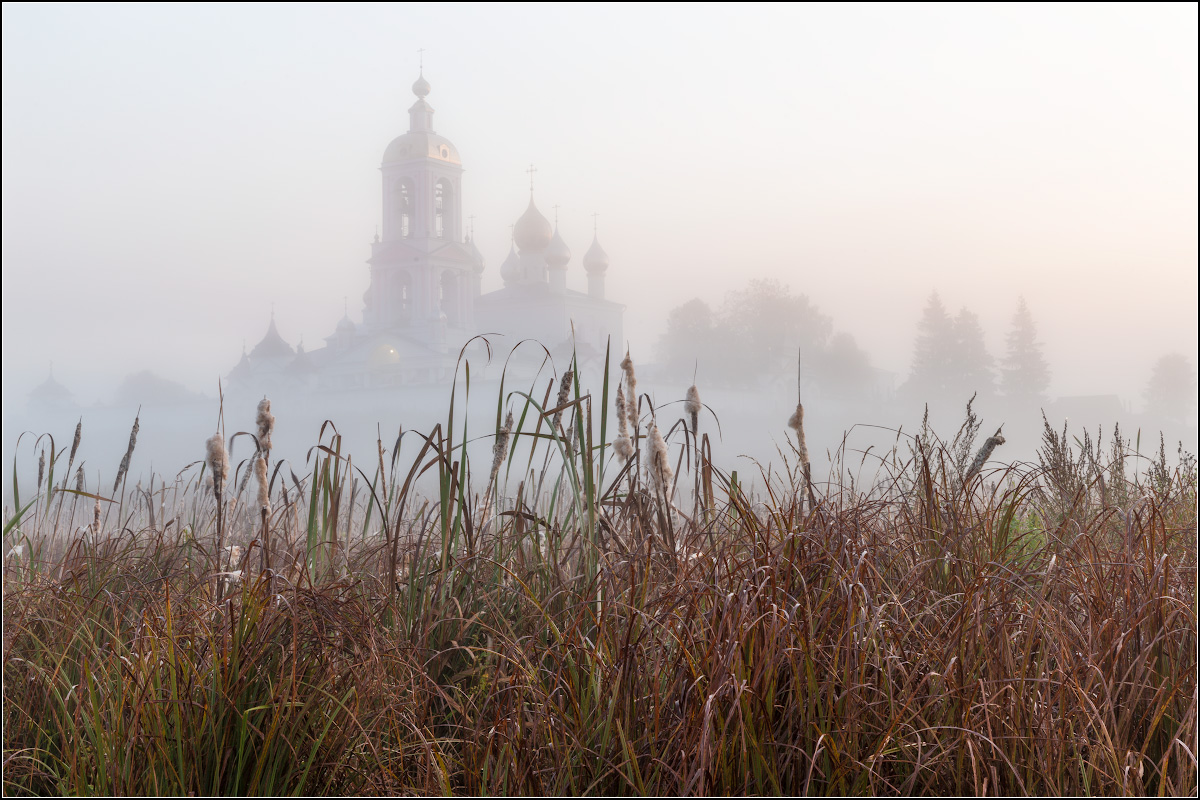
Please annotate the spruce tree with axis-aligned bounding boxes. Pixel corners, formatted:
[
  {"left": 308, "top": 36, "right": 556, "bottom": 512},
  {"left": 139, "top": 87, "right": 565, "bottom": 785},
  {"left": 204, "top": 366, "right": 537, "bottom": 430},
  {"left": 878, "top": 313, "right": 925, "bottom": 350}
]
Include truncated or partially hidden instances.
[
  {"left": 1144, "top": 353, "right": 1196, "bottom": 423},
  {"left": 951, "top": 307, "right": 995, "bottom": 398},
  {"left": 904, "top": 292, "right": 956, "bottom": 399},
  {"left": 999, "top": 296, "right": 1050, "bottom": 405}
]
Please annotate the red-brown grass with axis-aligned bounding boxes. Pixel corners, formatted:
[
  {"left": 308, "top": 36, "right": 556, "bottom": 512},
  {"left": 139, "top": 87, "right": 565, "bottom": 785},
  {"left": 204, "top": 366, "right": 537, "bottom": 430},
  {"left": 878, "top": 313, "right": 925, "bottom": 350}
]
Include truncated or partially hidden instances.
[{"left": 3, "top": 361, "right": 1196, "bottom": 795}]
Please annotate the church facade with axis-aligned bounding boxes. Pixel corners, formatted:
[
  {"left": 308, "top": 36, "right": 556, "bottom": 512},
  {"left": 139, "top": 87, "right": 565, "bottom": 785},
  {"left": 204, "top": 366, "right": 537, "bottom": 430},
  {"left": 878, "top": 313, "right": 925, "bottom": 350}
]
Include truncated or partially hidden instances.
[{"left": 229, "top": 72, "right": 623, "bottom": 392}]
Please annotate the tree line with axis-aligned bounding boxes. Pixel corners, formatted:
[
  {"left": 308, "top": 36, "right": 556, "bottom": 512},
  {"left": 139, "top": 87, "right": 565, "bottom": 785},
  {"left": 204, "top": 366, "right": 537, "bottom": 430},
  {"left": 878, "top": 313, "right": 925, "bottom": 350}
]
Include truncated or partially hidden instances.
[{"left": 656, "top": 282, "right": 1195, "bottom": 422}]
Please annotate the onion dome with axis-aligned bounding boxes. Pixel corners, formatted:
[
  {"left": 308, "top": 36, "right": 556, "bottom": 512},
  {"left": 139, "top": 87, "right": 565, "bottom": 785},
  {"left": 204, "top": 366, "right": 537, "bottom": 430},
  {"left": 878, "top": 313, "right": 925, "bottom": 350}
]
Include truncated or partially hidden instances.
[
  {"left": 412, "top": 72, "right": 431, "bottom": 99},
  {"left": 500, "top": 242, "right": 521, "bottom": 283},
  {"left": 467, "top": 235, "right": 486, "bottom": 274},
  {"left": 513, "top": 196, "right": 553, "bottom": 253},
  {"left": 545, "top": 226, "right": 571, "bottom": 270},
  {"left": 30, "top": 368, "right": 75, "bottom": 407},
  {"left": 250, "top": 316, "right": 295, "bottom": 361},
  {"left": 582, "top": 234, "right": 609, "bottom": 274}
]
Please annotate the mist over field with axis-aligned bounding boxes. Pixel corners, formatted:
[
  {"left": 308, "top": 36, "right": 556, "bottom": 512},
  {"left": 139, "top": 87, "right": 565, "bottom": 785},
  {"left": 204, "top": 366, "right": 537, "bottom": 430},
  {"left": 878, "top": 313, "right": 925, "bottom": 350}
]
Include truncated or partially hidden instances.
[
  {"left": 3, "top": 3, "right": 1196, "bottom": 485},
  {"left": 4, "top": 7, "right": 1199, "bottom": 797}
]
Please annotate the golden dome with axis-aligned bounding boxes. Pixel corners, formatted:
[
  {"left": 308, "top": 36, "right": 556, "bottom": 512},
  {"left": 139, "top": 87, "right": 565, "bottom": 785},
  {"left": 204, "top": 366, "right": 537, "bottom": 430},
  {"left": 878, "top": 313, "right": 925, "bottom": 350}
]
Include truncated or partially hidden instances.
[
  {"left": 513, "top": 196, "right": 552, "bottom": 253},
  {"left": 382, "top": 131, "right": 461, "bottom": 165},
  {"left": 412, "top": 72, "right": 431, "bottom": 99}
]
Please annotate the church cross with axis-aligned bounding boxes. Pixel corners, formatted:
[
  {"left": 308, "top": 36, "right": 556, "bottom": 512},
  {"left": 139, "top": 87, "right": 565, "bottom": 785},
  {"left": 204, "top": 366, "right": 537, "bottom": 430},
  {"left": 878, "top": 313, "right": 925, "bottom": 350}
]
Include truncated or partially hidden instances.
[
  {"left": 468, "top": 214, "right": 476, "bottom": 237},
  {"left": 418, "top": 48, "right": 425, "bottom": 70},
  {"left": 552, "top": 204, "right": 561, "bottom": 225},
  {"left": 591, "top": 211, "right": 600, "bottom": 233},
  {"left": 526, "top": 164, "right": 537, "bottom": 191}
]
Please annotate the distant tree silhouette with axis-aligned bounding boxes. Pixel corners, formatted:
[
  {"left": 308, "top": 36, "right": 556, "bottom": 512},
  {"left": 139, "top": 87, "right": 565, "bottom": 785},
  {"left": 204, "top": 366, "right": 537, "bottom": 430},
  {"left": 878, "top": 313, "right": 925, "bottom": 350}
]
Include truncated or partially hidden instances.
[
  {"left": 951, "top": 307, "right": 995, "bottom": 398},
  {"left": 816, "top": 331, "right": 875, "bottom": 399},
  {"left": 1144, "top": 353, "right": 1197, "bottom": 424},
  {"left": 903, "top": 292, "right": 956, "bottom": 400},
  {"left": 721, "top": 278, "right": 832, "bottom": 381},
  {"left": 657, "top": 298, "right": 716, "bottom": 381},
  {"left": 999, "top": 296, "right": 1051, "bottom": 406},
  {"left": 657, "top": 279, "right": 834, "bottom": 386}
]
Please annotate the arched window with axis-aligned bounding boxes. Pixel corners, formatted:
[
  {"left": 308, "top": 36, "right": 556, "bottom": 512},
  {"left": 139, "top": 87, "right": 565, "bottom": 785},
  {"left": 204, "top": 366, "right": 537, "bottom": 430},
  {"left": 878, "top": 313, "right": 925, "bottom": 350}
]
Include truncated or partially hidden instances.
[
  {"left": 394, "top": 180, "right": 412, "bottom": 238},
  {"left": 434, "top": 180, "right": 446, "bottom": 239}
]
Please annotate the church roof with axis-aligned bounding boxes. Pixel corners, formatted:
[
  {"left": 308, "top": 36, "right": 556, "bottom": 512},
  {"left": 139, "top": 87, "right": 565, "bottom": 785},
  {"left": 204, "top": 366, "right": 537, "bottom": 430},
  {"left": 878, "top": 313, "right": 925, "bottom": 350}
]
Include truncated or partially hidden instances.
[
  {"left": 383, "top": 130, "right": 461, "bottom": 165},
  {"left": 229, "top": 351, "right": 254, "bottom": 381},
  {"left": 250, "top": 317, "right": 295, "bottom": 361},
  {"left": 30, "top": 371, "right": 74, "bottom": 404}
]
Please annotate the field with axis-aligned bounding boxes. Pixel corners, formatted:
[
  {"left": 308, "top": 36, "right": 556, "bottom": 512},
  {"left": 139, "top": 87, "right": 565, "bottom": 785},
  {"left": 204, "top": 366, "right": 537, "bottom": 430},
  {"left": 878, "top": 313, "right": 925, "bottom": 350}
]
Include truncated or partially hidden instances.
[{"left": 3, "top": 351, "right": 1197, "bottom": 796}]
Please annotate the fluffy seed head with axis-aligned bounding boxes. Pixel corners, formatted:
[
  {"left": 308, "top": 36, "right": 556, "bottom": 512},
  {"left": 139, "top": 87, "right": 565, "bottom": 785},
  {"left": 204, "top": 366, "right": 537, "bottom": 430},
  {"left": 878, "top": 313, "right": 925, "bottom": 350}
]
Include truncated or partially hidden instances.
[
  {"left": 615, "top": 383, "right": 629, "bottom": 438},
  {"left": 205, "top": 433, "right": 228, "bottom": 498},
  {"left": 685, "top": 385, "right": 701, "bottom": 434},
  {"left": 254, "top": 455, "right": 271, "bottom": 514},
  {"left": 256, "top": 397, "right": 275, "bottom": 456},
  {"left": 93, "top": 496, "right": 102, "bottom": 535},
  {"left": 620, "top": 350, "right": 638, "bottom": 430},
  {"left": 646, "top": 421, "right": 673, "bottom": 495},
  {"left": 788, "top": 403, "right": 809, "bottom": 465},
  {"left": 614, "top": 435, "right": 634, "bottom": 461},
  {"left": 75, "top": 466, "right": 85, "bottom": 492},
  {"left": 37, "top": 450, "right": 45, "bottom": 492}
]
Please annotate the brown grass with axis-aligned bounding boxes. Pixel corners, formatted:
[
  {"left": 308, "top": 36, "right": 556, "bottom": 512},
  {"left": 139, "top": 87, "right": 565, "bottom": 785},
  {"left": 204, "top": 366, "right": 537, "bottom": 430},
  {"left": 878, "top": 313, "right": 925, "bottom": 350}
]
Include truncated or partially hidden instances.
[{"left": 2, "top": 358, "right": 1196, "bottom": 796}]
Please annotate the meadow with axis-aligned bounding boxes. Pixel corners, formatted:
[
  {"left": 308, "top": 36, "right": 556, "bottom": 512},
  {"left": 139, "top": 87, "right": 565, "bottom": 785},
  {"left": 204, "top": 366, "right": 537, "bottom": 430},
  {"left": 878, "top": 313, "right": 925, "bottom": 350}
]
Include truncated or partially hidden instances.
[{"left": 3, "top": 346, "right": 1196, "bottom": 796}]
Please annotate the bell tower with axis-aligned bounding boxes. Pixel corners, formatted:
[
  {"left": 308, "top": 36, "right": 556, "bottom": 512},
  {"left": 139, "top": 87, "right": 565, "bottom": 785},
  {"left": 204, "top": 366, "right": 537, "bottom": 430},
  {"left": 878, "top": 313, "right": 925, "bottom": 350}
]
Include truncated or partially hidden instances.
[{"left": 362, "top": 71, "right": 481, "bottom": 344}]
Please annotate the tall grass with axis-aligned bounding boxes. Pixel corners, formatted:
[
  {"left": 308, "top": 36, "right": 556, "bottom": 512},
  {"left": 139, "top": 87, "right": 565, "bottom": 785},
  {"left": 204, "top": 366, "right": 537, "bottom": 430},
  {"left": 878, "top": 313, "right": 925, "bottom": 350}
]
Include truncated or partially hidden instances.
[{"left": 3, "top": 343, "right": 1196, "bottom": 795}]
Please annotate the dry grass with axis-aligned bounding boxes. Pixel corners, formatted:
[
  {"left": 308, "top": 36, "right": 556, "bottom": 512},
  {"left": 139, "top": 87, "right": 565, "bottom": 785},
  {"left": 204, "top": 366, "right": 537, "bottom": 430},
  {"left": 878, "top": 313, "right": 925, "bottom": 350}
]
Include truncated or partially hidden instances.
[{"left": 3, "top": 347, "right": 1196, "bottom": 795}]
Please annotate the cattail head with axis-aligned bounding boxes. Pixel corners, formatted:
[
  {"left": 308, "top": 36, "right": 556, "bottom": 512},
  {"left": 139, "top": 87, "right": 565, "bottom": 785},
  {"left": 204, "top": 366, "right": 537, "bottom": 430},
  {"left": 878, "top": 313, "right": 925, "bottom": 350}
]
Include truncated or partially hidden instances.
[
  {"left": 256, "top": 397, "right": 275, "bottom": 456},
  {"left": 75, "top": 465, "right": 85, "bottom": 492},
  {"left": 552, "top": 370, "right": 574, "bottom": 433},
  {"left": 614, "top": 379, "right": 633, "bottom": 460},
  {"left": 254, "top": 455, "right": 271, "bottom": 515},
  {"left": 965, "top": 427, "right": 1006, "bottom": 482},
  {"left": 620, "top": 350, "right": 638, "bottom": 430},
  {"left": 646, "top": 421, "right": 673, "bottom": 496},
  {"left": 69, "top": 419, "right": 82, "bottom": 467},
  {"left": 490, "top": 411, "right": 514, "bottom": 483},
  {"left": 613, "top": 435, "right": 634, "bottom": 462},
  {"left": 685, "top": 385, "right": 701, "bottom": 435},
  {"left": 788, "top": 402, "right": 809, "bottom": 465},
  {"left": 113, "top": 414, "right": 140, "bottom": 494},
  {"left": 37, "top": 450, "right": 45, "bottom": 493},
  {"left": 615, "top": 382, "right": 630, "bottom": 438},
  {"left": 205, "top": 433, "right": 228, "bottom": 499},
  {"left": 92, "top": 496, "right": 102, "bottom": 536}
]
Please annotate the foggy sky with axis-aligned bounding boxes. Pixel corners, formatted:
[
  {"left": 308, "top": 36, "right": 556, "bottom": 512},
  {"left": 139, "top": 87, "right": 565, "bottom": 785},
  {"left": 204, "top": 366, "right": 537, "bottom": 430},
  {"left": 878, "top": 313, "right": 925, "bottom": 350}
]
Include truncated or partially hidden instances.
[{"left": 3, "top": 3, "right": 1197, "bottom": 413}]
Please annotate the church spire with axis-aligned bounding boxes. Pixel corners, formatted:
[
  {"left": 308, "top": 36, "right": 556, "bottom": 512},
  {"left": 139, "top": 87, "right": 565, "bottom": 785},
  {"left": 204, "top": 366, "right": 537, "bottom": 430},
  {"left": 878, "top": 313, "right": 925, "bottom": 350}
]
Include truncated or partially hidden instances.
[{"left": 408, "top": 65, "right": 434, "bottom": 132}]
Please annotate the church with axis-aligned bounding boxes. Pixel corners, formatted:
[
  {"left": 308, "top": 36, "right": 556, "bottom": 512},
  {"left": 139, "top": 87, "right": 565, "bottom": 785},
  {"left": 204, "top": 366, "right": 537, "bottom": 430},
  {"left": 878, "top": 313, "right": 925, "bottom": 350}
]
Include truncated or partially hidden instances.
[{"left": 229, "top": 71, "right": 623, "bottom": 392}]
